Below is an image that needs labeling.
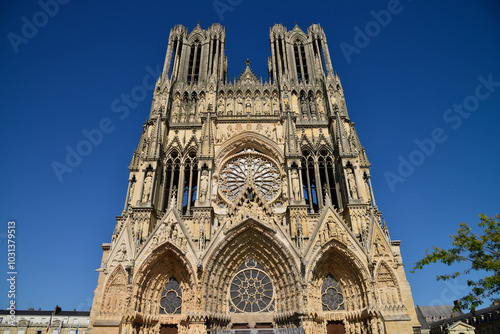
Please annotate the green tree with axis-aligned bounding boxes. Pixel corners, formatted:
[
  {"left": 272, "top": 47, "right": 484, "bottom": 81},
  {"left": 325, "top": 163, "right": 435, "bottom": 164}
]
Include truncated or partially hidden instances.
[{"left": 411, "top": 214, "right": 500, "bottom": 311}]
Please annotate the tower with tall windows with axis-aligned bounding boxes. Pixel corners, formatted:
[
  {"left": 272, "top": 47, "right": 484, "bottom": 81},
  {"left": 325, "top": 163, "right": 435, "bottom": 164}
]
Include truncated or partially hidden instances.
[{"left": 89, "top": 23, "right": 420, "bottom": 334}]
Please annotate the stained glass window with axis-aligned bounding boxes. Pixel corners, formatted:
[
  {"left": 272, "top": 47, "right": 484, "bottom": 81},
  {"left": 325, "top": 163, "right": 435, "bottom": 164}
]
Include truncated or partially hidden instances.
[
  {"left": 219, "top": 151, "right": 281, "bottom": 203},
  {"left": 229, "top": 259, "right": 275, "bottom": 313},
  {"left": 159, "top": 277, "right": 182, "bottom": 314},
  {"left": 321, "top": 274, "right": 344, "bottom": 311}
]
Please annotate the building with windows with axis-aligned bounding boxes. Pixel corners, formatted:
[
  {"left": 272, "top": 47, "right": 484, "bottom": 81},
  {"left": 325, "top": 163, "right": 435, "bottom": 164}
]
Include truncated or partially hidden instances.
[
  {"left": 89, "top": 23, "right": 421, "bottom": 334},
  {"left": 0, "top": 310, "right": 89, "bottom": 334}
]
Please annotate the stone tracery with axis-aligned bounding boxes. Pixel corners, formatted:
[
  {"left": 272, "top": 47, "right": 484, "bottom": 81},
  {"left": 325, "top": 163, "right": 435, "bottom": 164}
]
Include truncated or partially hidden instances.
[{"left": 90, "top": 22, "right": 421, "bottom": 334}]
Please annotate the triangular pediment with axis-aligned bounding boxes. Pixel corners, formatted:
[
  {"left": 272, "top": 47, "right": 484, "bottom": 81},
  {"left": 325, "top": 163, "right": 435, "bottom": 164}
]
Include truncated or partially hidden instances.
[
  {"left": 368, "top": 217, "right": 393, "bottom": 260},
  {"left": 447, "top": 321, "right": 475, "bottom": 330},
  {"left": 134, "top": 208, "right": 197, "bottom": 270},
  {"left": 236, "top": 59, "right": 260, "bottom": 85},
  {"left": 304, "top": 205, "right": 361, "bottom": 261},
  {"left": 106, "top": 218, "right": 134, "bottom": 271}
]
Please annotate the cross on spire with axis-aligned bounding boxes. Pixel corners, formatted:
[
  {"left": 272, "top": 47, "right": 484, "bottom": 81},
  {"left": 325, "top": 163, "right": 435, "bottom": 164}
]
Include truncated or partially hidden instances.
[{"left": 245, "top": 58, "right": 251, "bottom": 67}]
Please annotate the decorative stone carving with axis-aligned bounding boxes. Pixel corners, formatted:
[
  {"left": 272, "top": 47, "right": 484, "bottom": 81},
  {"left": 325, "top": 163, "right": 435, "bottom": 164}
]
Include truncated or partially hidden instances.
[
  {"left": 346, "top": 168, "right": 358, "bottom": 199},
  {"left": 199, "top": 170, "right": 209, "bottom": 202},
  {"left": 142, "top": 170, "right": 153, "bottom": 202},
  {"left": 91, "top": 23, "right": 421, "bottom": 334},
  {"left": 291, "top": 168, "right": 301, "bottom": 201},
  {"left": 211, "top": 174, "right": 218, "bottom": 203}
]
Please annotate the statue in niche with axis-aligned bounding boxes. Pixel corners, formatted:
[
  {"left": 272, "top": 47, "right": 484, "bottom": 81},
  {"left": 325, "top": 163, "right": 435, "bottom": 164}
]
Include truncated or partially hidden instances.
[
  {"left": 309, "top": 96, "right": 317, "bottom": 120},
  {"left": 281, "top": 176, "right": 288, "bottom": 200},
  {"left": 317, "top": 94, "right": 326, "bottom": 119},
  {"left": 172, "top": 99, "right": 180, "bottom": 122},
  {"left": 364, "top": 178, "right": 372, "bottom": 204},
  {"left": 291, "top": 169, "right": 301, "bottom": 201},
  {"left": 245, "top": 101, "right": 251, "bottom": 114},
  {"left": 198, "top": 225, "right": 205, "bottom": 253},
  {"left": 180, "top": 103, "right": 187, "bottom": 122},
  {"left": 236, "top": 97, "right": 243, "bottom": 115},
  {"left": 128, "top": 180, "right": 135, "bottom": 204},
  {"left": 283, "top": 95, "right": 290, "bottom": 110},
  {"left": 255, "top": 98, "right": 262, "bottom": 114},
  {"left": 346, "top": 168, "right": 358, "bottom": 199},
  {"left": 272, "top": 94, "right": 279, "bottom": 114},
  {"left": 300, "top": 97, "right": 308, "bottom": 119},
  {"left": 142, "top": 171, "right": 153, "bottom": 202},
  {"left": 188, "top": 102, "right": 196, "bottom": 122},
  {"left": 217, "top": 98, "right": 224, "bottom": 115},
  {"left": 263, "top": 99, "right": 270, "bottom": 114},
  {"left": 226, "top": 100, "right": 233, "bottom": 115},
  {"left": 199, "top": 170, "right": 209, "bottom": 202},
  {"left": 296, "top": 216, "right": 303, "bottom": 250},
  {"left": 198, "top": 95, "right": 205, "bottom": 115},
  {"left": 211, "top": 175, "right": 219, "bottom": 202}
]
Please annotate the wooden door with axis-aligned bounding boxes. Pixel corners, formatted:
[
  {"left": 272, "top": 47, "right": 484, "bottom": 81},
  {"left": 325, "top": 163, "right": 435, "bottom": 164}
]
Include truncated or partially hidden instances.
[
  {"left": 160, "top": 324, "right": 178, "bottom": 334},
  {"left": 326, "top": 321, "right": 345, "bottom": 334}
]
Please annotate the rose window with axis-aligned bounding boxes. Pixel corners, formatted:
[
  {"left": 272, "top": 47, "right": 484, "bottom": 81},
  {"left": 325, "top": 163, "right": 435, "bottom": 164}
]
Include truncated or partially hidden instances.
[
  {"left": 159, "top": 277, "right": 182, "bottom": 314},
  {"left": 219, "top": 150, "right": 281, "bottom": 203},
  {"left": 229, "top": 259, "right": 275, "bottom": 313},
  {"left": 321, "top": 274, "right": 344, "bottom": 311}
]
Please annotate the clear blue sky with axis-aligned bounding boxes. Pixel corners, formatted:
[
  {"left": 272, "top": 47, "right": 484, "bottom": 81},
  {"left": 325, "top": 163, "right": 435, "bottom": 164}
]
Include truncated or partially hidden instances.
[{"left": 1, "top": 0, "right": 499, "bottom": 312}]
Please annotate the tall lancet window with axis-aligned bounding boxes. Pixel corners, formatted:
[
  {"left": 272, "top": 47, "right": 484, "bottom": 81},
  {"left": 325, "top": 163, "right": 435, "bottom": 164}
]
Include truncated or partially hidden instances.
[
  {"left": 168, "top": 37, "right": 183, "bottom": 80},
  {"left": 187, "top": 39, "right": 202, "bottom": 84},
  {"left": 162, "top": 151, "right": 181, "bottom": 211},
  {"left": 159, "top": 277, "right": 182, "bottom": 314},
  {"left": 182, "top": 151, "right": 198, "bottom": 215},
  {"left": 318, "top": 150, "right": 339, "bottom": 209},
  {"left": 301, "top": 151, "right": 318, "bottom": 213},
  {"left": 294, "top": 40, "right": 309, "bottom": 83}
]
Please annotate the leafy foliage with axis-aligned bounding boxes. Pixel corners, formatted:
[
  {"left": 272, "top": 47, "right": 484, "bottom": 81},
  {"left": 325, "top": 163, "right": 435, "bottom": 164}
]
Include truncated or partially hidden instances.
[{"left": 411, "top": 214, "right": 500, "bottom": 311}]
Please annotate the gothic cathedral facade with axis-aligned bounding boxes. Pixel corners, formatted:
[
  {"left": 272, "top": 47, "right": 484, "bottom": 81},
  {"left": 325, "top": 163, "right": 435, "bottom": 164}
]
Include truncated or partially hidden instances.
[{"left": 89, "top": 23, "right": 421, "bottom": 334}]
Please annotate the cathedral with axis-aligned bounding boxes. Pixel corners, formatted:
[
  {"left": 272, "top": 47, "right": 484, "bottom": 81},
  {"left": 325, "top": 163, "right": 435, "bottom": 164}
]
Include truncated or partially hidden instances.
[{"left": 89, "top": 23, "right": 421, "bottom": 334}]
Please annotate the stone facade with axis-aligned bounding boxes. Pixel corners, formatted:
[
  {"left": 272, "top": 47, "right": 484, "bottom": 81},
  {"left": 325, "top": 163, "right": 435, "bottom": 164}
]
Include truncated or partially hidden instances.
[{"left": 89, "top": 23, "right": 421, "bottom": 334}]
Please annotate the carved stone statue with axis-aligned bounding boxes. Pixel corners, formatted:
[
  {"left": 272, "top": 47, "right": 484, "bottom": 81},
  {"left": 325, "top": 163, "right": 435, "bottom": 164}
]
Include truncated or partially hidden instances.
[
  {"left": 217, "top": 98, "right": 224, "bottom": 115},
  {"left": 199, "top": 170, "right": 209, "bottom": 202},
  {"left": 198, "top": 227, "right": 205, "bottom": 253},
  {"left": 128, "top": 180, "right": 135, "bottom": 204},
  {"left": 172, "top": 99, "right": 180, "bottom": 122},
  {"left": 255, "top": 98, "right": 261, "bottom": 114},
  {"left": 347, "top": 169, "right": 358, "bottom": 199},
  {"left": 263, "top": 99, "right": 270, "bottom": 114},
  {"left": 272, "top": 95, "right": 279, "bottom": 114},
  {"left": 245, "top": 101, "right": 251, "bottom": 114},
  {"left": 291, "top": 169, "right": 301, "bottom": 201},
  {"left": 180, "top": 101, "right": 187, "bottom": 122},
  {"left": 281, "top": 176, "right": 288, "bottom": 200},
  {"left": 211, "top": 175, "right": 219, "bottom": 202},
  {"left": 142, "top": 171, "right": 153, "bottom": 202},
  {"left": 236, "top": 97, "right": 243, "bottom": 115}
]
